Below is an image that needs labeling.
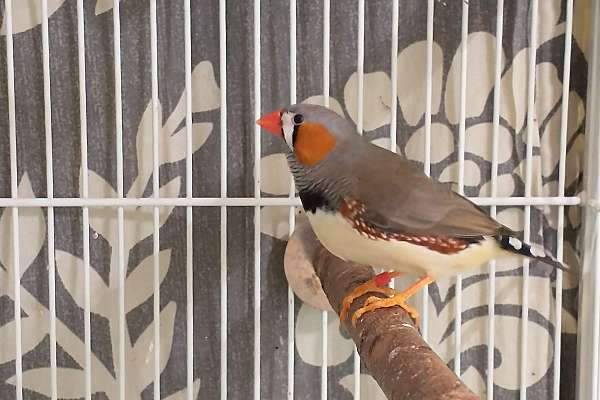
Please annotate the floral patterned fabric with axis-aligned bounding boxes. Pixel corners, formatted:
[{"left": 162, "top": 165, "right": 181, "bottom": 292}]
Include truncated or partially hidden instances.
[{"left": 0, "top": 0, "right": 590, "bottom": 399}]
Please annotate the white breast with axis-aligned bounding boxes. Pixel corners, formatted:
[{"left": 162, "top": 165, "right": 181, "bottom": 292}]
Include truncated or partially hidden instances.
[{"left": 306, "top": 209, "right": 503, "bottom": 279}]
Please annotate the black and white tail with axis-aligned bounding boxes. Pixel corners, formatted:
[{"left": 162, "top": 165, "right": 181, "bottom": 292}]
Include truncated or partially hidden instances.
[{"left": 496, "top": 235, "right": 570, "bottom": 272}]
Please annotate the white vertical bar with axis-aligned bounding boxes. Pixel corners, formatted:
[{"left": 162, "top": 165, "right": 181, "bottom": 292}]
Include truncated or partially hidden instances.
[
  {"left": 553, "top": 1, "right": 573, "bottom": 398},
  {"left": 576, "top": 0, "right": 600, "bottom": 396},
  {"left": 77, "top": 3, "right": 92, "bottom": 400},
  {"left": 288, "top": 1, "right": 297, "bottom": 399},
  {"left": 323, "top": 0, "right": 329, "bottom": 109},
  {"left": 487, "top": 1, "right": 503, "bottom": 398},
  {"left": 113, "top": 0, "right": 126, "bottom": 398},
  {"left": 11, "top": 209, "right": 21, "bottom": 400},
  {"left": 593, "top": 216, "right": 600, "bottom": 400},
  {"left": 321, "top": 1, "right": 330, "bottom": 398},
  {"left": 421, "top": 0, "right": 434, "bottom": 342},
  {"left": 390, "top": 0, "right": 398, "bottom": 154},
  {"left": 354, "top": 1, "right": 365, "bottom": 397},
  {"left": 454, "top": 0, "right": 468, "bottom": 377},
  {"left": 388, "top": 0, "right": 399, "bottom": 290},
  {"left": 253, "top": 1, "right": 261, "bottom": 399},
  {"left": 5, "top": 3, "right": 22, "bottom": 399},
  {"left": 149, "top": 0, "right": 161, "bottom": 398},
  {"left": 356, "top": 0, "right": 365, "bottom": 137},
  {"left": 522, "top": 1, "right": 538, "bottom": 398},
  {"left": 184, "top": 0, "right": 194, "bottom": 399},
  {"left": 219, "top": 0, "right": 228, "bottom": 398},
  {"left": 41, "top": 1, "right": 57, "bottom": 398}
]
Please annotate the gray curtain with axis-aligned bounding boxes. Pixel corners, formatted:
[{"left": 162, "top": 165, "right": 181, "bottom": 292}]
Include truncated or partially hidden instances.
[{"left": 0, "top": 0, "right": 589, "bottom": 399}]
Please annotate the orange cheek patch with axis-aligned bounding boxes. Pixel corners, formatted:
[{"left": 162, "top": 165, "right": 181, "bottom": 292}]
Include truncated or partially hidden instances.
[{"left": 294, "top": 123, "right": 337, "bottom": 167}]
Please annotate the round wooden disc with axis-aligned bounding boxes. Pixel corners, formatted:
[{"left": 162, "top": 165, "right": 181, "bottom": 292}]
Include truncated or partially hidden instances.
[{"left": 284, "top": 216, "right": 333, "bottom": 312}]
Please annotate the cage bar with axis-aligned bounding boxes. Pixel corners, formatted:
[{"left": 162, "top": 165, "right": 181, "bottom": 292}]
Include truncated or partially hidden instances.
[
  {"left": 487, "top": 0, "right": 504, "bottom": 397},
  {"left": 287, "top": 2, "right": 297, "bottom": 399},
  {"left": 421, "top": 0, "right": 435, "bottom": 341},
  {"left": 5, "top": 1, "right": 22, "bottom": 399},
  {"left": 0, "top": 196, "right": 580, "bottom": 208},
  {"left": 112, "top": 0, "right": 126, "bottom": 398},
  {"left": 354, "top": 1, "right": 365, "bottom": 397},
  {"left": 454, "top": 0, "right": 469, "bottom": 376},
  {"left": 218, "top": 1, "right": 228, "bottom": 399},
  {"left": 149, "top": 0, "right": 161, "bottom": 398},
  {"left": 183, "top": 0, "right": 194, "bottom": 398},
  {"left": 387, "top": 0, "right": 399, "bottom": 293},
  {"left": 321, "top": 0, "right": 331, "bottom": 398},
  {"left": 77, "top": 1, "right": 93, "bottom": 399},
  {"left": 390, "top": 0, "right": 398, "bottom": 154},
  {"left": 577, "top": 0, "right": 600, "bottom": 397},
  {"left": 41, "top": 0, "right": 58, "bottom": 398},
  {"left": 553, "top": 1, "right": 573, "bottom": 398},
  {"left": 253, "top": 1, "right": 262, "bottom": 399},
  {"left": 521, "top": 1, "right": 539, "bottom": 398}
]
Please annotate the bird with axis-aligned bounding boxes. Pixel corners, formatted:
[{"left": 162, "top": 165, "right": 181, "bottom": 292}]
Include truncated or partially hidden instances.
[{"left": 256, "top": 103, "right": 569, "bottom": 327}]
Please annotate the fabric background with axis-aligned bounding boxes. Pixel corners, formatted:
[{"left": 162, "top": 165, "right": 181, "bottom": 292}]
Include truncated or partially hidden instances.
[{"left": 0, "top": 0, "right": 590, "bottom": 399}]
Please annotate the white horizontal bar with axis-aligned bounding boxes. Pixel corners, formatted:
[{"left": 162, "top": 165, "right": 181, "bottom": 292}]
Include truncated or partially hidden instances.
[{"left": 0, "top": 196, "right": 582, "bottom": 208}]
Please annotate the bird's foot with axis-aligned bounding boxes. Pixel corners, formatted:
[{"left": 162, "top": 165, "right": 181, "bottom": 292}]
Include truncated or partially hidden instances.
[
  {"left": 351, "top": 293, "right": 420, "bottom": 327},
  {"left": 350, "top": 276, "right": 434, "bottom": 327},
  {"left": 339, "top": 271, "right": 400, "bottom": 322}
]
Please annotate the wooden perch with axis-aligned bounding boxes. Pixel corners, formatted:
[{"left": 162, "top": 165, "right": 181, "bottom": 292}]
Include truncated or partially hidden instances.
[{"left": 286, "top": 218, "right": 478, "bottom": 400}]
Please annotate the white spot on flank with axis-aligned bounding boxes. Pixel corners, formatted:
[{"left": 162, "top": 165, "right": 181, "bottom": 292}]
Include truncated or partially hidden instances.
[{"left": 508, "top": 236, "right": 522, "bottom": 250}]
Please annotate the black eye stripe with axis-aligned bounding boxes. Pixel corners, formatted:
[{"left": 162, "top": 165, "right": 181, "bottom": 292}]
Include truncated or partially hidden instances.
[{"left": 292, "top": 125, "right": 298, "bottom": 146}]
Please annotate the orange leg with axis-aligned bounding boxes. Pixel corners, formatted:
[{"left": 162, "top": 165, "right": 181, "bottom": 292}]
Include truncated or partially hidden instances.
[
  {"left": 339, "top": 271, "right": 401, "bottom": 322},
  {"left": 351, "top": 276, "right": 435, "bottom": 327}
]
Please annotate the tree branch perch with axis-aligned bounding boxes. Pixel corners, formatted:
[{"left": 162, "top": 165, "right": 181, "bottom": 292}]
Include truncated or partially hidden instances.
[{"left": 287, "top": 219, "right": 478, "bottom": 400}]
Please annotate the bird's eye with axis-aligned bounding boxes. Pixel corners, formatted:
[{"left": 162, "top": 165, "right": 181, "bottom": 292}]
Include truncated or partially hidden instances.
[{"left": 293, "top": 114, "right": 304, "bottom": 125}]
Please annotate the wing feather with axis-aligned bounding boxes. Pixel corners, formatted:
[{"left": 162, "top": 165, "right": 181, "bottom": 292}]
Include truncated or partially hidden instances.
[{"left": 345, "top": 141, "right": 508, "bottom": 238}]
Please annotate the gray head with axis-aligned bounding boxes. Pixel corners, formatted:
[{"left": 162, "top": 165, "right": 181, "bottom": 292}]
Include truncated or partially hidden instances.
[{"left": 256, "top": 103, "right": 358, "bottom": 167}]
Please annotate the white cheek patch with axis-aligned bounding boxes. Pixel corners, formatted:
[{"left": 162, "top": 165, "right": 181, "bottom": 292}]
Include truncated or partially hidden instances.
[{"left": 281, "top": 112, "right": 295, "bottom": 149}]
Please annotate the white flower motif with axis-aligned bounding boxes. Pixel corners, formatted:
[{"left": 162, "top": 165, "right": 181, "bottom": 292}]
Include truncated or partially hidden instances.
[
  {"left": 295, "top": 303, "right": 355, "bottom": 367},
  {"left": 344, "top": 71, "right": 393, "bottom": 131},
  {"left": 340, "top": 373, "right": 387, "bottom": 399},
  {"left": 95, "top": 0, "right": 121, "bottom": 15},
  {"left": 0, "top": 0, "right": 67, "bottom": 35}
]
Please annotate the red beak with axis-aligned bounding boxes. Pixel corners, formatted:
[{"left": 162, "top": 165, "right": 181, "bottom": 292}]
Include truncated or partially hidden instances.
[{"left": 256, "top": 109, "right": 283, "bottom": 136}]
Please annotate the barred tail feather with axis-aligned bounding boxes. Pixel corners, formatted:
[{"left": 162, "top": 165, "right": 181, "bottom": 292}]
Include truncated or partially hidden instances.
[{"left": 496, "top": 235, "right": 570, "bottom": 272}]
